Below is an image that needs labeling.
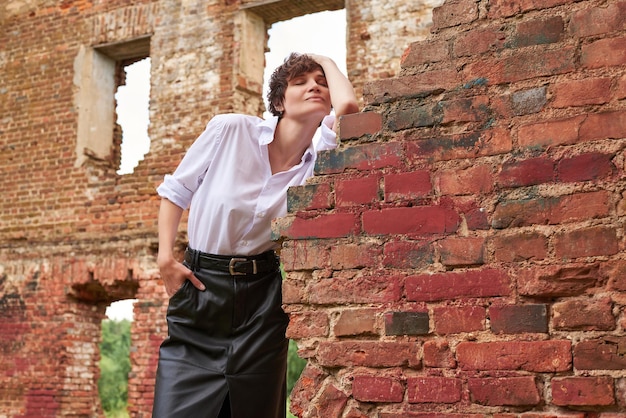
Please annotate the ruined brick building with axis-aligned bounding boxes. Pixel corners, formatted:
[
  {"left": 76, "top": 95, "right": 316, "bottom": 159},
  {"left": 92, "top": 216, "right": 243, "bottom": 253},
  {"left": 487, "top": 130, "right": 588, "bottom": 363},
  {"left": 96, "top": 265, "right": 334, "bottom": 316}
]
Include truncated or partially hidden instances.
[{"left": 1, "top": 0, "right": 625, "bottom": 417}]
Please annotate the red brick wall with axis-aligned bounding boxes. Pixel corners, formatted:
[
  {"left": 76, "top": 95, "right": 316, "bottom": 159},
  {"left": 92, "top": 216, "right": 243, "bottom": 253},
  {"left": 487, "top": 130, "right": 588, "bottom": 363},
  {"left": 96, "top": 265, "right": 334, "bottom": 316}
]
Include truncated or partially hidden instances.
[{"left": 278, "top": 0, "right": 626, "bottom": 416}]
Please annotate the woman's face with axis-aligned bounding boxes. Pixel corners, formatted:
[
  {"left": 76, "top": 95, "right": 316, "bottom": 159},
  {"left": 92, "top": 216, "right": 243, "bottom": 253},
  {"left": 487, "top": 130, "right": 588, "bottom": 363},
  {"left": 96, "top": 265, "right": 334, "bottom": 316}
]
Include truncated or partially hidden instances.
[{"left": 280, "top": 70, "right": 331, "bottom": 122}]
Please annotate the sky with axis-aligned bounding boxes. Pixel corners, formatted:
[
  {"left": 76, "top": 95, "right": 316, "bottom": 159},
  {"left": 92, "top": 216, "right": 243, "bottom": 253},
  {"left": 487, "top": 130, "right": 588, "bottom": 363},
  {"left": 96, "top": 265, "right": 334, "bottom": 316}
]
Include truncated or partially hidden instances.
[{"left": 106, "top": 9, "right": 347, "bottom": 321}]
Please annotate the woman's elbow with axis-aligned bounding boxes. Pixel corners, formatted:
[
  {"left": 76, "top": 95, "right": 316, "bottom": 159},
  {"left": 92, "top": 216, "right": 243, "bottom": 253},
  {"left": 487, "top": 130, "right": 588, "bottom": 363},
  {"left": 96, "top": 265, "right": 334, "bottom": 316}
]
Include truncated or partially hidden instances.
[{"left": 335, "top": 101, "right": 360, "bottom": 117}]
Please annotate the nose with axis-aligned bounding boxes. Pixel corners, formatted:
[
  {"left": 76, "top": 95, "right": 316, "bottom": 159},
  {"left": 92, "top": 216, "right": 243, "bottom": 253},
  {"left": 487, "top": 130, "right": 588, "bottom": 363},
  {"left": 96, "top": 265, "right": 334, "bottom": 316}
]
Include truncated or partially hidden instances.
[{"left": 307, "top": 78, "right": 321, "bottom": 91}]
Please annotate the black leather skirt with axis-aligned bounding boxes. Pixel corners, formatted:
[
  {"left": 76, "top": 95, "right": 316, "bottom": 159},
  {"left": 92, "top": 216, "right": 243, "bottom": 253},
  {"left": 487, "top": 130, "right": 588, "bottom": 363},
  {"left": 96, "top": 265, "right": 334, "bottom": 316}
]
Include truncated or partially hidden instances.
[{"left": 152, "top": 251, "right": 289, "bottom": 418}]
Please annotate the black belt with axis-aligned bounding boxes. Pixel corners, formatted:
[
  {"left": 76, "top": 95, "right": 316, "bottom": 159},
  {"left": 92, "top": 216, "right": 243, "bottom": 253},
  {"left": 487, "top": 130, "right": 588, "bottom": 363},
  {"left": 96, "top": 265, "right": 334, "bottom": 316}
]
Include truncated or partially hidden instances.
[{"left": 184, "top": 248, "right": 279, "bottom": 276}]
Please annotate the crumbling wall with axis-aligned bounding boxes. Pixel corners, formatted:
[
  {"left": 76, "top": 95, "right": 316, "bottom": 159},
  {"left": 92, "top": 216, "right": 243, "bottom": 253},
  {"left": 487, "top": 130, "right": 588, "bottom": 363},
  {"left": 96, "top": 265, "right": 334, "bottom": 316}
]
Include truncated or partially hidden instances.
[
  {"left": 278, "top": 0, "right": 626, "bottom": 416},
  {"left": 0, "top": 0, "right": 437, "bottom": 416}
]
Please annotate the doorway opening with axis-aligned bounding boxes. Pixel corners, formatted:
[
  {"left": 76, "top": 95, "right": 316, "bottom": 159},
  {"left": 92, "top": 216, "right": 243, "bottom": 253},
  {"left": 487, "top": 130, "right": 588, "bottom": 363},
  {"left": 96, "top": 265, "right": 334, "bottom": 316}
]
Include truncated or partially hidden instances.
[{"left": 99, "top": 299, "right": 135, "bottom": 418}]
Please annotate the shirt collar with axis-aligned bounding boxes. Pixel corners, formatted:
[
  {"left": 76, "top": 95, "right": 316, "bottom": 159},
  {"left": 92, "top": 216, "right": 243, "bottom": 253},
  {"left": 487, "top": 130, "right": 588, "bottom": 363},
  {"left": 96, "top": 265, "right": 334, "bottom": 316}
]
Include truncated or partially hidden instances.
[{"left": 259, "top": 116, "right": 279, "bottom": 145}]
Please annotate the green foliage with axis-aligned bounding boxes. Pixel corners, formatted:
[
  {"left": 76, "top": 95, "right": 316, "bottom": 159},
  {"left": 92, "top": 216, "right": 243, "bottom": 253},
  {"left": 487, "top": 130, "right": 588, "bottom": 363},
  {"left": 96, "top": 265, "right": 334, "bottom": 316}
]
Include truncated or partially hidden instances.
[
  {"left": 99, "top": 319, "right": 131, "bottom": 417},
  {"left": 287, "top": 339, "right": 306, "bottom": 395}
]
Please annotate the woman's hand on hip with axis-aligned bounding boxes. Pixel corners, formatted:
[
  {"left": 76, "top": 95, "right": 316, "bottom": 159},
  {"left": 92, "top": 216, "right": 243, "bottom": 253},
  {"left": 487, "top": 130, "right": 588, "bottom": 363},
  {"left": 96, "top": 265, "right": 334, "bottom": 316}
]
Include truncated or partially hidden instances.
[{"left": 158, "top": 256, "right": 206, "bottom": 297}]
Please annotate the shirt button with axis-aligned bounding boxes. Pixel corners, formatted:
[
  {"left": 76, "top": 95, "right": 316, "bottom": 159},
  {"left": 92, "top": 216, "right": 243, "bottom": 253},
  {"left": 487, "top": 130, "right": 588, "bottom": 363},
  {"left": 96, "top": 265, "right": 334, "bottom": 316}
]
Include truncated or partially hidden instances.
[
  {"left": 257, "top": 212, "right": 265, "bottom": 218},
  {"left": 240, "top": 240, "right": 248, "bottom": 247}
]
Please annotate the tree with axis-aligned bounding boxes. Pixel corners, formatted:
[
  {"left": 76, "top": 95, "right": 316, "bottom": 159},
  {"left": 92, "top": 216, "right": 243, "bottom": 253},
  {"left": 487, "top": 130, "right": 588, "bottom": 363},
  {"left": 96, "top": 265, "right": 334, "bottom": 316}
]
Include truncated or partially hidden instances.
[{"left": 99, "top": 319, "right": 131, "bottom": 416}]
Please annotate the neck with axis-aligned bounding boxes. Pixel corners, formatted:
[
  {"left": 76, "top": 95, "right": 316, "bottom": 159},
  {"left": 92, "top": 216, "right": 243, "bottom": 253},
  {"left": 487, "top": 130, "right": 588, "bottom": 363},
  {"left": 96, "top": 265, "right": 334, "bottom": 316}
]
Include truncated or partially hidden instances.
[{"left": 268, "top": 118, "right": 318, "bottom": 174}]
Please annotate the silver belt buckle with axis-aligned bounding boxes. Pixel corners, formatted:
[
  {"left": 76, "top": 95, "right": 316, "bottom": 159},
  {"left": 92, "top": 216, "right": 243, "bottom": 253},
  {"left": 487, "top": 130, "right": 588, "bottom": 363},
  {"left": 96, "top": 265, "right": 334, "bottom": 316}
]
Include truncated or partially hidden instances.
[{"left": 229, "top": 258, "right": 256, "bottom": 275}]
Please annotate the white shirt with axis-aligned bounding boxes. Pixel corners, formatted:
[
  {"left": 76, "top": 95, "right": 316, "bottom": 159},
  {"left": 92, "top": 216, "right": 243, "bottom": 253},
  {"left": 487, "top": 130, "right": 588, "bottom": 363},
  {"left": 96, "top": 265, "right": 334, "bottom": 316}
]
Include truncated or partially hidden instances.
[{"left": 156, "top": 113, "right": 337, "bottom": 256}]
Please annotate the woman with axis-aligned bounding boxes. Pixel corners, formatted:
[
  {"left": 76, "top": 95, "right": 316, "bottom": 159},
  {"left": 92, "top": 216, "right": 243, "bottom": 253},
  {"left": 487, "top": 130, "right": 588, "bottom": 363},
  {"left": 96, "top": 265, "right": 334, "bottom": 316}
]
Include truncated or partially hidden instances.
[{"left": 153, "top": 53, "right": 358, "bottom": 417}]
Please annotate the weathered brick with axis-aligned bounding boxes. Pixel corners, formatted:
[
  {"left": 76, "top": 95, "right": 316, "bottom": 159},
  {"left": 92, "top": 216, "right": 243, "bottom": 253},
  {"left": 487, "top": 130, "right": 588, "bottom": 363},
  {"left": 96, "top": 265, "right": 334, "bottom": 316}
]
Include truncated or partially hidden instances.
[
  {"left": 333, "top": 308, "right": 378, "bottom": 337},
  {"left": 491, "top": 231, "right": 548, "bottom": 262},
  {"left": 336, "top": 175, "right": 380, "bottom": 207},
  {"left": 273, "top": 212, "right": 359, "bottom": 240},
  {"left": 552, "top": 77, "right": 613, "bottom": 108},
  {"left": 453, "top": 25, "right": 507, "bottom": 57},
  {"left": 511, "top": 16, "right": 564, "bottom": 47},
  {"left": 382, "top": 240, "right": 434, "bottom": 269},
  {"left": 517, "top": 114, "right": 586, "bottom": 148},
  {"left": 579, "top": 110, "right": 626, "bottom": 141},
  {"left": 286, "top": 311, "right": 330, "bottom": 339},
  {"left": 406, "top": 268, "right": 511, "bottom": 302},
  {"left": 490, "top": 304, "right": 548, "bottom": 334},
  {"left": 330, "top": 242, "right": 382, "bottom": 270},
  {"left": 457, "top": 340, "right": 572, "bottom": 372},
  {"left": 315, "top": 142, "right": 404, "bottom": 175},
  {"left": 436, "top": 236, "right": 485, "bottom": 267},
  {"left": 511, "top": 86, "right": 547, "bottom": 115},
  {"left": 581, "top": 36, "right": 626, "bottom": 69},
  {"left": 432, "top": 0, "right": 479, "bottom": 30},
  {"left": 405, "top": 127, "right": 513, "bottom": 161},
  {"left": 497, "top": 156, "right": 554, "bottom": 188},
  {"left": 309, "top": 274, "right": 402, "bottom": 304},
  {"left": 463, "top": 46, "right": 576, "bottom": 85},
  {"left": 317, "top": 341, "right": 418, "bottom": 368},
  {"left": 606, "top": 259, "right": 626, "bottom": 292},
  {"left": 290, "top": 364, "right": 327, "bottom": 417},
  {"left": 314, "top": 383, "right": 349, "bottom": 417},
  {"left": 569, "top": 1, "right": 626, "bottom": 37},
  {"left": 353, "top": 375, "right": 404, "bottom": 403},
  {"left": 439, "top": 95, "right": 491, "bottom": 124},
  {"left": 423, "top": 339, "right": 457, "bottom": 368},
  {"left": 433, "top": 305, "right": 486, "bottom": 334},
  {"left": 552, "top": 376, "right": 615, "bottom": 406},
  {"left": 454, "top": 197, "right": 490, "bottom": 230},
  {"left": 573, "top": 337, "right": 626, "bottom": 370},
  {"left": 384, "top": 311, "right": 429, "bottom": 336},
  {"left": 517, "top": 264, "right": 600, "bottom": 298},
  {"left": 280, "top": 239, "right": 330, "bottom": 271},
  {"left": 384, "top": 170, "right": 432, "bottom": 201},
  {"left": 436, "top": 164, "right": 494, "bottom": 196},
  {"left": 554, "top": 226, "right": 619, "bottom": 259},
  {"left": 287, "top": 182, "right": 333, "bottom": 212},
  {"left": 339, "top": 112, "right": 383, "bottom": 141},
  {"left": 552, "top": 297, "right": 615, "bottom": 331},
  {"left": 492, "top": 191, "right": 610, "bottom": 228},
  {"left": 386, "top": 102, "right": 442, "bottom": 131},
  {"left": 282, "top": 273, "right": 307, "bottom": 304},
  {"left": 617, "top": 74, "right": 626, "bottom": 100},
  {"left": 557, "top": 152, "right": 615, "bottom": 182},
  {"left": 401, "top": 39, "right": 450, "bottom": 67},
  {"left": 362, "top": 206, "right": 460, "bottom": 236},
  {"left": 487, "top": 0, "right": 574, "bottom": 18},
  {"left": 469, "top": 377, "right": 540, "bottom": 406},
  {"left": 362, "top": 69, "right": 462, "bottom": 105},
  {"left": 407, "top": 376, "right": 462, "bottom": 403}
]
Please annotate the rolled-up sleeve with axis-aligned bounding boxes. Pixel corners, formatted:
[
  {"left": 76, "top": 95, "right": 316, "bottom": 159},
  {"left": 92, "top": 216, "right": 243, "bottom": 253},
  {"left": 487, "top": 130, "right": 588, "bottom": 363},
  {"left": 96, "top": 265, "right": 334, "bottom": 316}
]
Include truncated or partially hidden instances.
[
  {"left": 156, "top": 117, "right": 223, "bottom": 209},
  {"left": 316, "top": 114, "right": 337, "bottom": 152}
]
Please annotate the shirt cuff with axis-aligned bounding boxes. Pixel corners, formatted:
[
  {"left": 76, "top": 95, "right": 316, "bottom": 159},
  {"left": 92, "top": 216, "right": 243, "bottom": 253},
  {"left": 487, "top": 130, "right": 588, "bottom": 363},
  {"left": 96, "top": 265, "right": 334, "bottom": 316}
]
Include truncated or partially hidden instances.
[{"left": 156, "top": 175, "right": 193, "bottom": 209}]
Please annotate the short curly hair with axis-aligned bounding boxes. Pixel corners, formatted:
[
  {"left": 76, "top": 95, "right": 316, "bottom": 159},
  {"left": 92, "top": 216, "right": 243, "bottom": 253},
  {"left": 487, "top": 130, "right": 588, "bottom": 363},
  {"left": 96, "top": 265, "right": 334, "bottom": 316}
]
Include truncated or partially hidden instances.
[{"left": 267, "top": 53, "right": 325, "bottom": 117}]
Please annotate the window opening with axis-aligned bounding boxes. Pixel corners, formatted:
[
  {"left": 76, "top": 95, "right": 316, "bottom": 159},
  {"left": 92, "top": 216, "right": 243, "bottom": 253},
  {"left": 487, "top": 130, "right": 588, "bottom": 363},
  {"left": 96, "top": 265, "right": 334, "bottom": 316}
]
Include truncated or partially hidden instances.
[{"left": 116, "top": 58, "right": 151, "bottom": 175}]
